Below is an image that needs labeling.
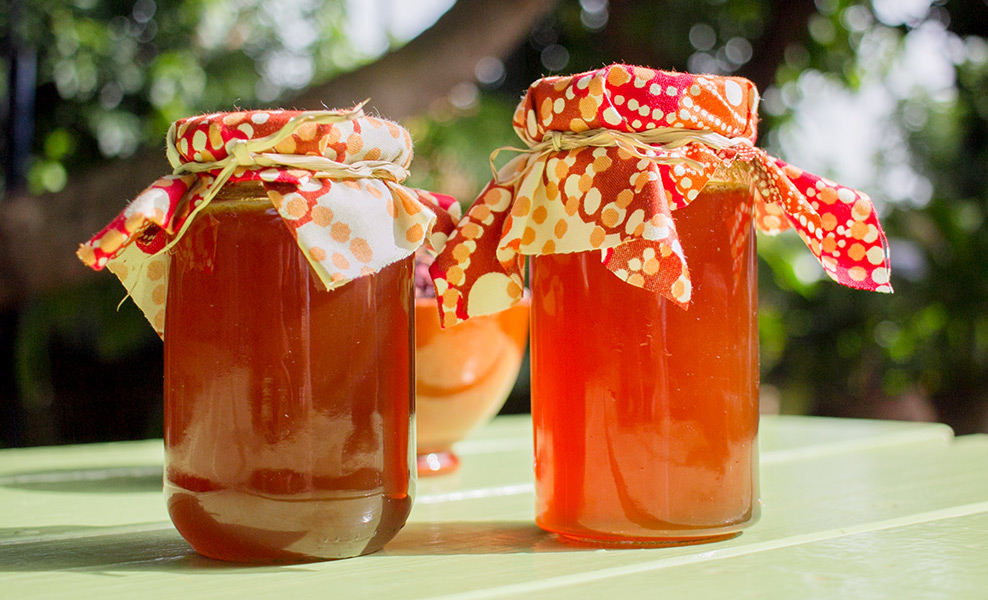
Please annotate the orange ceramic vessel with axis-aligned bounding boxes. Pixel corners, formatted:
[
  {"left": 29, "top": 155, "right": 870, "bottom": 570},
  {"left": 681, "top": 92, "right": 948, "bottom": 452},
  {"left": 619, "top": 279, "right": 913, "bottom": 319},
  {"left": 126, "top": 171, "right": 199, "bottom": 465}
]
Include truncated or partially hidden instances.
[{"left": 414, "top": 298, "right": 529, "bottom": 475}]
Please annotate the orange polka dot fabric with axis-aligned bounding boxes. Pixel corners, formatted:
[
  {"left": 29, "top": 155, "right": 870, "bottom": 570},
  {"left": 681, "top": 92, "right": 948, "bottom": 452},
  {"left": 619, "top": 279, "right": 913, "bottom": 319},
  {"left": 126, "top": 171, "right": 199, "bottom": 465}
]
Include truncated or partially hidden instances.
[
  {"left": 430, "top": 64, "right": 891, "bottom": 326},
  {"left": 77, "top": 108, "right": 456, "bottom": 338}
]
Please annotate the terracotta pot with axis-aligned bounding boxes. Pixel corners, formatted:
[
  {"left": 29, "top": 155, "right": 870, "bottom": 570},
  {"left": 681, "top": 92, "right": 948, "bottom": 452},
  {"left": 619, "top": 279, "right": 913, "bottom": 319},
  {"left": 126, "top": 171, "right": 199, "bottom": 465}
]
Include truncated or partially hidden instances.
[{"left": 414, "top": 297, "right": 529, "bottom": 475}]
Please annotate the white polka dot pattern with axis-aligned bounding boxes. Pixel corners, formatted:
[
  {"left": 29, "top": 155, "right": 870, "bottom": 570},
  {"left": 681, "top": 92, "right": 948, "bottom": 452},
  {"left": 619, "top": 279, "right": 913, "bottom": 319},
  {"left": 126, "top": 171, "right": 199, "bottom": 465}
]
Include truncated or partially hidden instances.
[{"left": 77, "top": 108, "right": 457, "bottom": 338}]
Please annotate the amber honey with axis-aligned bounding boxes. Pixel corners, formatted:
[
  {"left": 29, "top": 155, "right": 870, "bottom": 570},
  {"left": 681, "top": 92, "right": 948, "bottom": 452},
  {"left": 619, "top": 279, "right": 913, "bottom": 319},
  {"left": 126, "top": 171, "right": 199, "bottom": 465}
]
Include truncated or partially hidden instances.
[
  {"left": 529, "top": 182, "right": 760, "bottom": 543},
  {"left": 163, "top": 189, "right": 414, "bottom": 562}
]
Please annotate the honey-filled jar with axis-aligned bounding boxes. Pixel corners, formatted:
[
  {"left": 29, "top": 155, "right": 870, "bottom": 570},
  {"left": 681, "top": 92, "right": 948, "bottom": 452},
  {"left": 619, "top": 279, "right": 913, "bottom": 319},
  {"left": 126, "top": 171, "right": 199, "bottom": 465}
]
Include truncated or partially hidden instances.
[
  {"left": 431, "top": 65, "right": 891, "bottom": 545},
  {"left": 79, "top": 106, "right": 455, "bottom": 562}
]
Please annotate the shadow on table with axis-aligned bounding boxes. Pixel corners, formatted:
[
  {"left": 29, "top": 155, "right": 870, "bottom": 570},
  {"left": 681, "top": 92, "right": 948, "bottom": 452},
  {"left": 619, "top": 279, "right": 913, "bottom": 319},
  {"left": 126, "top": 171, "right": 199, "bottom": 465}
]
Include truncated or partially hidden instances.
[
  {"left": 378, "top": 521, "right": 581, "bottom": 555},
  {"left": 0, "top": 525, "right": 306, "bottom": 573},
  {"left": 0, "top": 521, "right": 583, "bottom": 573},
  {"left": 0, "top": 465, "right": 163, "bottom": 493},
  {"left": 0, "top": 524, "right": 201, "bottom": 572}
]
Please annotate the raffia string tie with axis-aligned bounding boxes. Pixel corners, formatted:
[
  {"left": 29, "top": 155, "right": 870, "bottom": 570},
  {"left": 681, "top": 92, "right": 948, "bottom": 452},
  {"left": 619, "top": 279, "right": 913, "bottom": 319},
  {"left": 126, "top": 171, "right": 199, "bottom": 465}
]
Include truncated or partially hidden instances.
[{"left": 490, "top": 126, "right": 754, "bottom": 186}]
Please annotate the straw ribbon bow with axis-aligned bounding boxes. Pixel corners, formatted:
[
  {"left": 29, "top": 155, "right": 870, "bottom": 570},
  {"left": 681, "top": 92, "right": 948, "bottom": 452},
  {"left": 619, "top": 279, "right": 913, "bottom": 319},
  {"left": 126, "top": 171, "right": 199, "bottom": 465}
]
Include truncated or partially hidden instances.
[{"left": 491, "top": 126, "right": 755, "bottom": 185}]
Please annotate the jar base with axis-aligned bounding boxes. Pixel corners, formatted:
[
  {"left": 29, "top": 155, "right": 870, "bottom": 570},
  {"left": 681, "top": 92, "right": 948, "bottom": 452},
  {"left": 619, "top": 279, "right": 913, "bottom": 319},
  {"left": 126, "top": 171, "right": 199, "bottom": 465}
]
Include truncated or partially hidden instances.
[
  {"left": 551, "top": 530, "right": 741, "bottom": 548},
  {"left": 416, "top": 450, "right": 460, "bottom": 476},
  {"left": 165, "top": 483, "right": 412, "bottom": 563},
  {"left": 536, "top": 508, "right": 759, "bottom": 549}
]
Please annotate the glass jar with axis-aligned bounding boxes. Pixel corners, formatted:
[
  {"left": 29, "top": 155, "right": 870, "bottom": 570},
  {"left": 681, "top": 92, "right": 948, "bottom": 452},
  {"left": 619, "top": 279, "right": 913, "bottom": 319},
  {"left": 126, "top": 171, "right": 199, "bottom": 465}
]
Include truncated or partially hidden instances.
[
  {"left": 429, "top": 63, "right": 890, "bottom": 547},
  {"left": 529, "top": 177, "right": 759, "bottom": 544},
  {"left": 163, "top": 183, "right": 414, "bottom": 562}
]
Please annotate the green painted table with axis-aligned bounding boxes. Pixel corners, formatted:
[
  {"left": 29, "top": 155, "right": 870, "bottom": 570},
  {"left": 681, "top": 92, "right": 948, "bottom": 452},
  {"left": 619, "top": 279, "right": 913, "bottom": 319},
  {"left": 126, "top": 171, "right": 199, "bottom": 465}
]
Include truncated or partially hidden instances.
[{"left": 2, "top": 415, "right": 987, "bottom": 599}]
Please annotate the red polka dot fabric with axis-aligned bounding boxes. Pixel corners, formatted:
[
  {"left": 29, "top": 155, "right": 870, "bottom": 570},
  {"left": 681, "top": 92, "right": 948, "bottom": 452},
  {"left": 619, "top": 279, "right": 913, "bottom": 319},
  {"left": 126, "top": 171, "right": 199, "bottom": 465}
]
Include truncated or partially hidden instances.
[
  {"left": 430, "top": 64, "right": 891, "bottom": 327},
  {"left": 77, "top": 107, "right": 457, "bottom": 338}
]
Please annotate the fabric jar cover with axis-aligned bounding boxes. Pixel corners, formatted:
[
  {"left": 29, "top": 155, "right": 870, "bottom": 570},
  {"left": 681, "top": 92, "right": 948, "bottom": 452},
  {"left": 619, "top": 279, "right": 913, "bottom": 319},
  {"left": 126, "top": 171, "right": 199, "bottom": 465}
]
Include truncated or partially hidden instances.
[
  {"left": 430, "top": 64, "right": 892, "bottom": 327},
  {"left": 77, "top": 105, "right": 458, "bottom": 337}
]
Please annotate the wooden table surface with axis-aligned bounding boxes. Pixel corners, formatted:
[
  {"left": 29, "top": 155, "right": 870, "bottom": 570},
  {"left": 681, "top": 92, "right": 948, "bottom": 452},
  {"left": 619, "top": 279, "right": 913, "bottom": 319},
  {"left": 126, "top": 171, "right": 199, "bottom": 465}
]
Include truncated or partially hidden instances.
[{"left": 2, "top": 414, "right": 987, "bottom": 599}]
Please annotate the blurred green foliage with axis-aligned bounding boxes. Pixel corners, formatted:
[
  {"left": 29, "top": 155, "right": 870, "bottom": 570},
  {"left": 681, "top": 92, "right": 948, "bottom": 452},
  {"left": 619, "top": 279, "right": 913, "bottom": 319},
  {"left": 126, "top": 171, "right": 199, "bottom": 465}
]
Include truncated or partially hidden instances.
[
  {"left": 405, "top": 96, "right": 520, "bottom": 204},
  {"left": 756, "top": 1, "right": 988, "bottom": 430},
  {"left": 4, "top": 0, "right": 356, "bottom": 195},
  {"left": 3, "top": 0, "right": 988, "bottom": 442}
]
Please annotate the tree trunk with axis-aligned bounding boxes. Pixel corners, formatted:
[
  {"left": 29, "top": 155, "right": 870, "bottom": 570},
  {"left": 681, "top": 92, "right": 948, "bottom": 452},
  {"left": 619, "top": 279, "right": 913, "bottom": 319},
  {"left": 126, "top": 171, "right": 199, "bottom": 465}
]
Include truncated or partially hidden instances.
[
  {"left": 292, "top": 0, "right": 560, "bottom": 115},
  {"left": 0, "top": 0, "right": 560, "bottom": 310},
  {"left": 741, "top": 0, "right": 818, "bottom": 92}
]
